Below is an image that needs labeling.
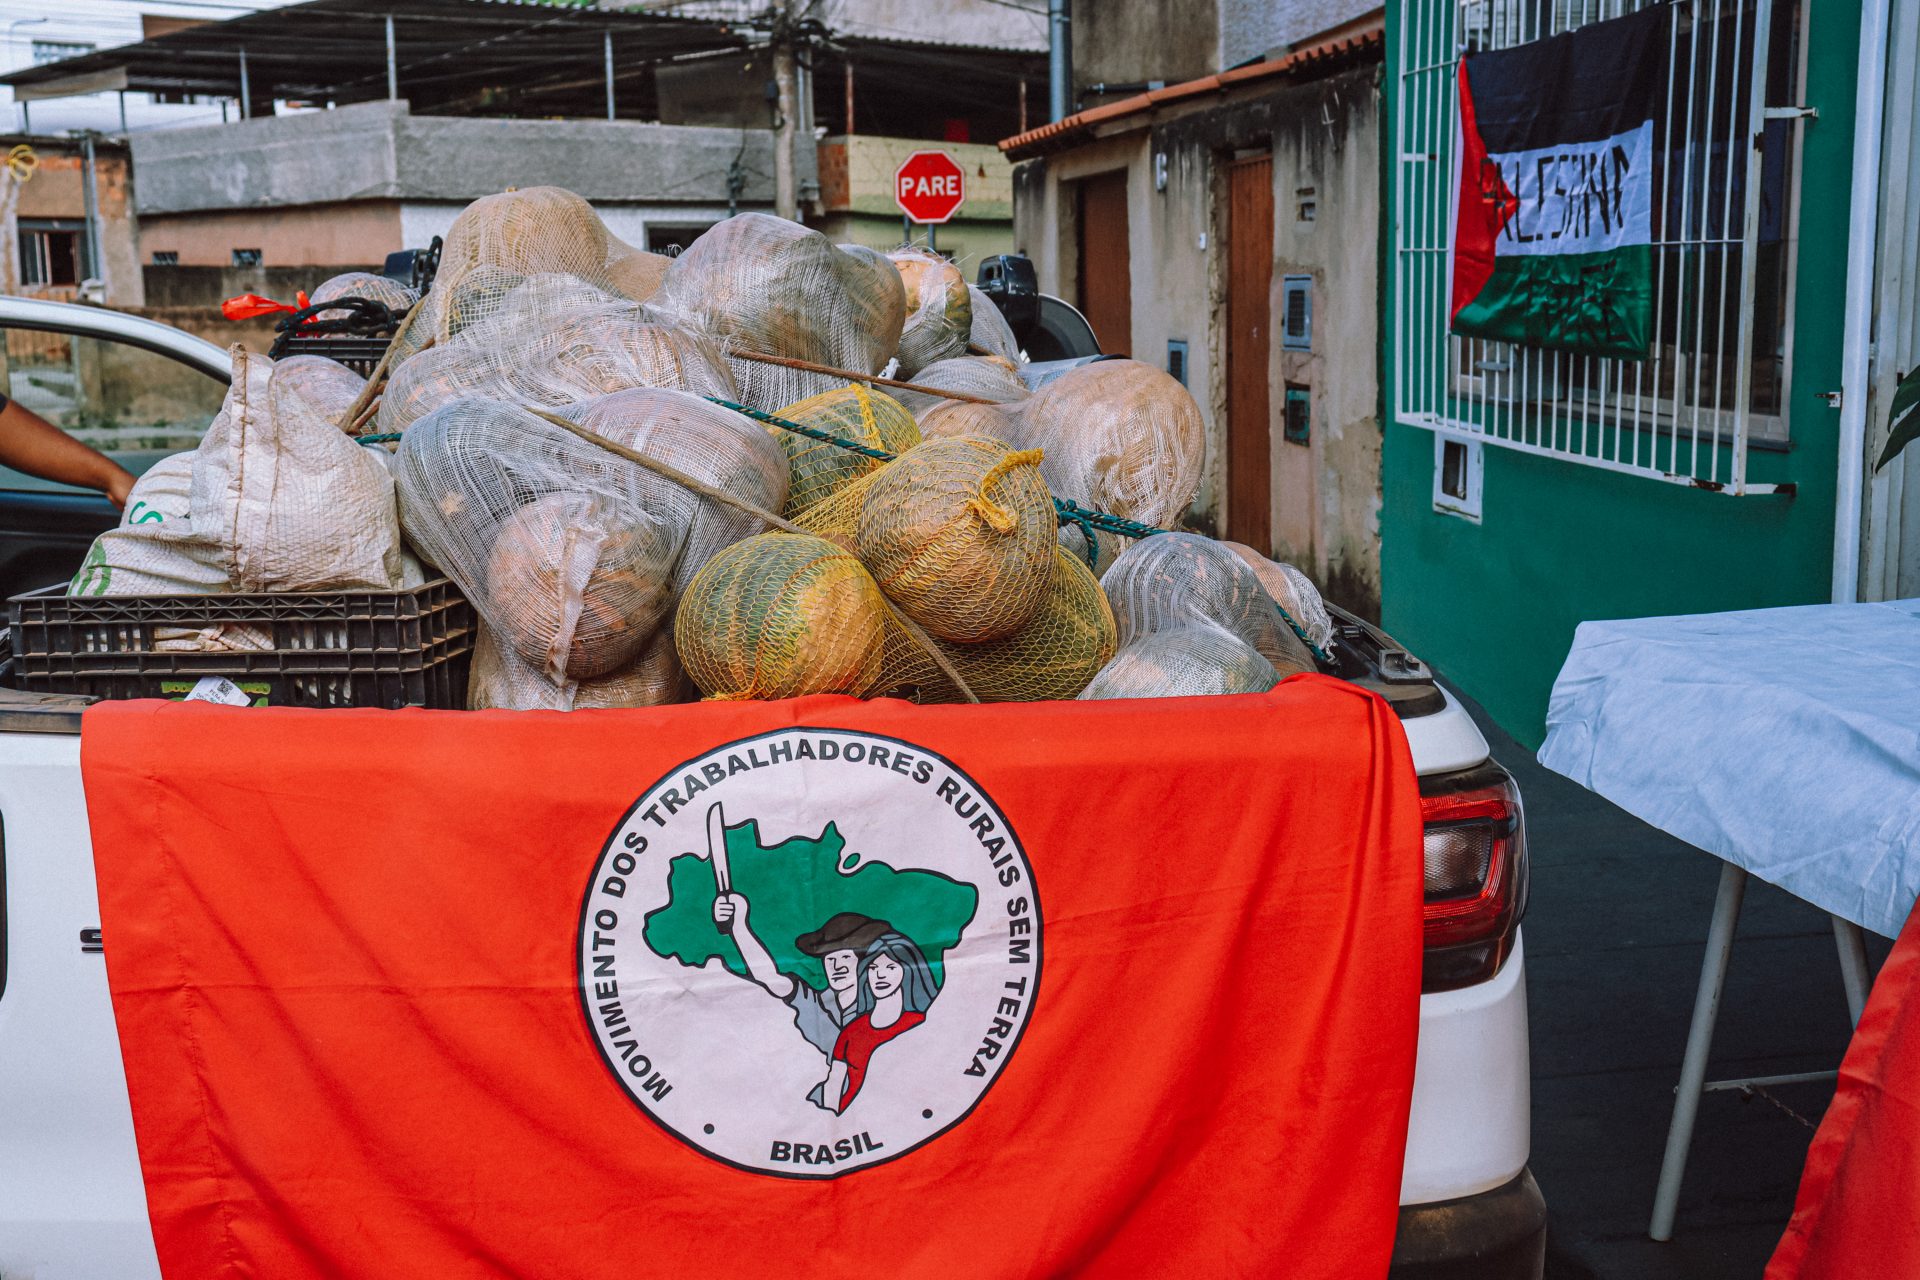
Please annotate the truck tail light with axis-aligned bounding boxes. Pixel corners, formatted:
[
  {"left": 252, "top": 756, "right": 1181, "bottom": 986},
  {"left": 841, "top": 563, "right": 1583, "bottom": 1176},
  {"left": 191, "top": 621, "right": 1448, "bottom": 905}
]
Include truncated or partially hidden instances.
[{"left": 1418, "top": 766, "right": 1528, "bottom": 992}]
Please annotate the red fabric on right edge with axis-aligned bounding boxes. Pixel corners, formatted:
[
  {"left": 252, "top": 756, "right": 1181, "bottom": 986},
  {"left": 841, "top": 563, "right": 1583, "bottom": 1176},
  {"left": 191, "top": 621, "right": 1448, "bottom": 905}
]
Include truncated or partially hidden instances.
[{"left": 1767, "top": 898, "right": 1920, "bottom": 1277}]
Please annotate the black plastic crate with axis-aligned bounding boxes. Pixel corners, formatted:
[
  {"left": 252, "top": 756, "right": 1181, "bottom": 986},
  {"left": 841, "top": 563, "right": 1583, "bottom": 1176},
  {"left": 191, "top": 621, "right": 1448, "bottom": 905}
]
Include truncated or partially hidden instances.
[
  {"left": 271, "top": 334, "right": 394, "bottom": 377},
  {"left": 8, "top": 580, "right": 475, "bottom": 709}
]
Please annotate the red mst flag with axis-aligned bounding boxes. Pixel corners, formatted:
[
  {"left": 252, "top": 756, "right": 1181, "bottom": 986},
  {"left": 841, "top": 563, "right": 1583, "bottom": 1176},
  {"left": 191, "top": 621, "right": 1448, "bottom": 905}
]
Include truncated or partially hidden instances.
[
  {"left": 81, "top": 677, "right": 1423, "bottom": 1278},
  {"left": 1767, "top": 898, "right": 1920, "bottom": 1278}
]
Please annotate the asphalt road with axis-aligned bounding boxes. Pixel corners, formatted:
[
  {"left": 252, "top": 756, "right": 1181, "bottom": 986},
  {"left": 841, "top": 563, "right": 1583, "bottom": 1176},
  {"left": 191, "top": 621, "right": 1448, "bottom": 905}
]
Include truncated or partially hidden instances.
[{"left": 1456, "top": 688, "right": 1888, "bottom": 1280}]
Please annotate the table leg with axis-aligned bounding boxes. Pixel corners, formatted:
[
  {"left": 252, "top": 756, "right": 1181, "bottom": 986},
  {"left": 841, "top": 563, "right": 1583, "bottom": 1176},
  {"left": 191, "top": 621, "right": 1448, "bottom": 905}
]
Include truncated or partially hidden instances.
[
  {"left": 1833, "top": 916, "right": 1871, "bottom": 1027},
  {"left": 1650, "top": 862, "right": 1748, "bottom": 1242}
]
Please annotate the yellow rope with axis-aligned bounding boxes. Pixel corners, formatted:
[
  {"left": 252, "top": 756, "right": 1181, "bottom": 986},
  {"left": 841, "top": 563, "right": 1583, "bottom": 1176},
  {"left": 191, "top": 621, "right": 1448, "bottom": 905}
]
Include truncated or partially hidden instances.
[{"left": 965, "top": 449, "right": 1044, "bottom": 535}]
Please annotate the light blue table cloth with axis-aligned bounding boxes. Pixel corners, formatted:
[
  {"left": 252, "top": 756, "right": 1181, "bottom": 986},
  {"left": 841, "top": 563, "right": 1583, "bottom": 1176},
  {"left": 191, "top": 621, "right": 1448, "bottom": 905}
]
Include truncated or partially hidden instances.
[{"left": 1538, "top": 599, "right": 1920, "bottom": 938}]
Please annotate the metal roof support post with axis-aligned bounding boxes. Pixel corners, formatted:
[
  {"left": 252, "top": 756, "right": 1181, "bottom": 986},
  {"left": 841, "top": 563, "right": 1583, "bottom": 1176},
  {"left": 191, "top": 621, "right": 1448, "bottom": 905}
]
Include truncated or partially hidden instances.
[
  {"left": 386, "top": 15, "right": 398, "bottom": 101},
  {"left": 238, "top": 46, "right": 251, "bottom": 119},
  {"left": 1048, "top": 0, "right": 1070, "bottom": 122},
  {"left": 604, "top": 29, "right": 615, "bottom": 120},
  {"left": 1834, "top": 0, "right": 1892, "bottom": 603},
  {"left": 79, "top": 131, "right": 103, "bottom": 287},
  {"left": 117, "top": 91, "right": 127, "bottom": 136}
]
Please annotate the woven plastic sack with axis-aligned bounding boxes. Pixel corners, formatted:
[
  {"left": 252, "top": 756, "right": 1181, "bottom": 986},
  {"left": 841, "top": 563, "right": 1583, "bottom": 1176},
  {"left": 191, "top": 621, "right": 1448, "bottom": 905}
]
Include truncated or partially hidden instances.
[
  {"left": 1100, "top": 532, "right": 1315, "bottom": 676},
  {"left": 558, "top": 388, "right": 788, "bottom": 591},
  {"left": 1222, "top": 541, "right": 1336, "bottom": 655},
  {"left": 889, "top": 356, "right": 1030, "bottom": 419},
  {"left": 785, "top": 434, "right": 1052, "bottom": 644},
  {"left": 270, "top": 354, "right": 366, "bottom": 428},
  {"left": 652, "top": 214, "right": 906, "bottom": 409},
  {"left": 675, "top": 532, "right": 890, "bottom": 700},
  {"left": 190, "top": 347, "right": 408, "bottom": 592},
  {"left": 918, "top": 399, "right": 1016, "bottom": 443},
  {"left": 890, "top": 249, "right": 972, "bottom": 377},
  {"left": 924, "top": 548, "right": 1116, "bottom": 702},
  {"left": 392, "top": 397, "right": 684, "bottom": 691},
  {"left": 1079, "top": 624, "right": 1279, "bottom": 700},
  {"left": 69, "top": 452, "right": 228, "bottom": 597},
  {"left": 311, "top": 270, "right": 419, "bottom": 319},
  {"left": 468, "top": 620, "right": 690, "bottom": 711},
  {"left": 770, "top": 383, "right": 921, "bottom": 516},
  {"left": 968, "top": 286, "right": 1020, "bottom": 362}
]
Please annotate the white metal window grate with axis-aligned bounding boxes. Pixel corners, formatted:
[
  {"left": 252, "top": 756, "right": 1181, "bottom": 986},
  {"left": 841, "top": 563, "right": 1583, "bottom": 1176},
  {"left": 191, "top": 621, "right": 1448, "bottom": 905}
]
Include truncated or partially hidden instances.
[{"left": 1394, "top": 0, "right": 1807, "bottom": 495}]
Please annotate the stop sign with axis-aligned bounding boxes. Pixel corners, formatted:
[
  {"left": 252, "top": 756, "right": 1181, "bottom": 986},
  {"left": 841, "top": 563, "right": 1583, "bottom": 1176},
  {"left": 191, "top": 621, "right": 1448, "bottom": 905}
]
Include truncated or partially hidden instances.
[{"left": 894, "top": 150, "right": 966, "bottom": 225}]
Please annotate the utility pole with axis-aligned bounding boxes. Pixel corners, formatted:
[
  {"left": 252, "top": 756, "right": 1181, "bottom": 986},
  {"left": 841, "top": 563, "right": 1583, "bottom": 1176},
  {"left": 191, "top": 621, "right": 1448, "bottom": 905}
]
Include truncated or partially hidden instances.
[
  {"left": 771, "top": 0, "right": 799, "bottom": 221},
  {"left": 1048, "top": 0, "right": 1071, "bottom": 122}
]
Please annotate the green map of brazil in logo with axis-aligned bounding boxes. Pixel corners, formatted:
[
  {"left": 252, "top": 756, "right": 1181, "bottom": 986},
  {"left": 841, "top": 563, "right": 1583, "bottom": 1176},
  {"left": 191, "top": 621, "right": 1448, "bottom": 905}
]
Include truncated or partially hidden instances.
[{"left": 578, "top": 728, "right": 1042, "bottom": 1179}]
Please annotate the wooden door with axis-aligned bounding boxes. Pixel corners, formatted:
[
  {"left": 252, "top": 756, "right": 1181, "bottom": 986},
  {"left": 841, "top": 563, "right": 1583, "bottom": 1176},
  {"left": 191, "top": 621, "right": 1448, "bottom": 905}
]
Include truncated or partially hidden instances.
[
  {"left": 1076, "top": 170, "right": 1132, "bottom": 357},
  {"left": 1225, "top": 155, "right": 1273, "bottom": 552}
]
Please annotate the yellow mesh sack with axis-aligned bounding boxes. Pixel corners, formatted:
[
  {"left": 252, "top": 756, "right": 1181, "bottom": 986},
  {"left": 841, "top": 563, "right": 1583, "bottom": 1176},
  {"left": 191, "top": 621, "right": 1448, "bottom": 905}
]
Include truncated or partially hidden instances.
[
  {"left": 848, "top": 434, "right": 1055, "bottom": 644},
  {"left": 771, "top": 384, "right": 921, "bottom": 517},
  {"left": 911, "top": 548, "right": 1115, "bottom": 702},
  {"left": 675, "top": 532, "right": 890, "bottom": 700}
]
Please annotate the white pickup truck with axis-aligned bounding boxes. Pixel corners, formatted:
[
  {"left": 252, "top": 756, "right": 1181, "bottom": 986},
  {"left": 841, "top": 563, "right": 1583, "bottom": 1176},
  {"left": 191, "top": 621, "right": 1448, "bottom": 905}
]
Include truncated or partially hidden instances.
[{"left": 0, "top": 297, "right": 1543, "bottom": 1279}]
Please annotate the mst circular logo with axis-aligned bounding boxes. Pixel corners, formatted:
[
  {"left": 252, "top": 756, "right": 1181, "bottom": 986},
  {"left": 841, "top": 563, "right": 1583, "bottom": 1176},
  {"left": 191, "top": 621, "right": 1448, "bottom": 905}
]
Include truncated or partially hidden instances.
[{"left": 578, "top": 727, "right": 1042, "bottom": 1179}]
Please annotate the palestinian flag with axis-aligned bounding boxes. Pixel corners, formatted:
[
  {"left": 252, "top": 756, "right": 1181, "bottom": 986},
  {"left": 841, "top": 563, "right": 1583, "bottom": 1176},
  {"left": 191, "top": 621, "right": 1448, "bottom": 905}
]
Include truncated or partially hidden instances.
[{"left": 1450, "top": 6, "right": 1668, "bottom": 359}]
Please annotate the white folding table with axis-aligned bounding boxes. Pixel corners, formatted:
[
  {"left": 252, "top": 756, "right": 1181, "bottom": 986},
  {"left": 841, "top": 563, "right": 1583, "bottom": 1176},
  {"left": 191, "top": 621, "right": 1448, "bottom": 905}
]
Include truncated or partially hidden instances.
[{"left": 1538, "top": 598, "right": 1920, "bottom": 1241}]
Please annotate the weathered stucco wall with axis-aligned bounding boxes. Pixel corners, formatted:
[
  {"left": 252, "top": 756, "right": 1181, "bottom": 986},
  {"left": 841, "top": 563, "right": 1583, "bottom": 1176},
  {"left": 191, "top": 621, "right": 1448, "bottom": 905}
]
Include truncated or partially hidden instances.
[
  {"left": 140, "top": 203, "right": 404, "bottom": 270},
  {"left": 1070, "top": 0, "right": 1221, "bottom": 89},
  {"left": 3, "top": 137, "right": 141, "bottom": 306},
  {"left": 1009, "top": 64, "right": 1384, "bottom": 617}
]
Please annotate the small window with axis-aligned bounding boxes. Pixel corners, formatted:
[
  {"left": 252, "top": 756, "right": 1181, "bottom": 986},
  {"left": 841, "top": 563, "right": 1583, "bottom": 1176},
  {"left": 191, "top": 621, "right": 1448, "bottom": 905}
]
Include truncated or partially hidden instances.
[
  {"left": 31, "top": 40, "right": 94, "bottom": 66},
  {"left": 1433, "top": 435, "right": 1484, "bottom": 523},
  {"left": 1284, "top": 383, "right": 1311, "bottom": 445},
  {"left": 231, "top": 248, "right": 263, "bottom": 268},
  {"left": 646, "top": 225, "right": 713, "bottom": 255},
  {"left": 1166, "top": 340, "right": 1189, "bottom": 386},
  {"left": 18, "top": 224, "right": 85, "bottom": 287},
  {"left": 1296, "top": 187, "right": 1317, "bottom": 223},
  {"left": 151, "top": 250, "right": 180, "bottom": 267},
  {"left": 1281, "top": 276, "right": 1312, "bottom": 352}
]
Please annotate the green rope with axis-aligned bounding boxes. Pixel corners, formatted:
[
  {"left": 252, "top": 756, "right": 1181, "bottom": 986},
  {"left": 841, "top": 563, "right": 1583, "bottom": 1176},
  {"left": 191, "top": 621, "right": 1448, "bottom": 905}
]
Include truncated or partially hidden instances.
[{"left": 356, "top": 433, "right": 403, "bottom": 444}]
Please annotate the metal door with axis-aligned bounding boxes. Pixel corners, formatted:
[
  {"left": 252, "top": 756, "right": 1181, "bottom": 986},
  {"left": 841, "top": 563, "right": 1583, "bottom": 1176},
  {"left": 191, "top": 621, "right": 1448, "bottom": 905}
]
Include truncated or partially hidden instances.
[{"left": 1075, "top": 170, "right": 1133, "bottom": 357}]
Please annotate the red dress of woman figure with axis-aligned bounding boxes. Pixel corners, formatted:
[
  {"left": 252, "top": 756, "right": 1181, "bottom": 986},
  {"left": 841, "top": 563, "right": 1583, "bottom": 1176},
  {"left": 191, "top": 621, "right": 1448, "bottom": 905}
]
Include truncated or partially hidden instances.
[{"left": 819, "top": 932, "right": 938, "bottom": 1114}]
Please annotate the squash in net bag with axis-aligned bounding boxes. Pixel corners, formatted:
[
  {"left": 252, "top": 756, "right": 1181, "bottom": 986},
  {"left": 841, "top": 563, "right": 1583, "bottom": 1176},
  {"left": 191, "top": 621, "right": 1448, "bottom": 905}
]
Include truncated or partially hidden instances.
[
  {"left": 889, "top": 249, "right": 972, "bottom": 377},
  {"left": 267, "top": 354, "right": 366, "bottom": 429},
  {"left": 467, "top": 618, "right": 690, "bottom": 711},
  {"left": 440, "top": 187, "right": 610, "bottom": 288},
  {"left": 190, "top": 348, "right": 408, "bottom": 591},
  {"left": 1079, "top": 624, "right": 1279, "bottom": 700},
  {"left": 934, "top": 548, "right": 1116, "bottom": 702},
  {"left": 919, "top": 398, "right": 1016, "bottom": 443},
  {"left": 559, "top": 388, "right": 788, "bottom": 591},
  {"left": 675, "top": 532, "right": 889, "bottom": 700},
  {"left": 770, "top": 383, "right": 921, "bottom": 516},
  {"left": 967, "top": 284, "right": 1021, "bottom": 363},
  {"left": 604, "top": 246, "right": 672, "bottom": 303},
  {"left": 1100, "top": 532, "right": 1316, "bottom": 676},
  {"left": 1221, "top": 540, "right": 1336, "bottom": 655},
  {"left": 652, "top": 214, "right": 906, "bottom": 409},
  {"left": 888, "top": 356, "right": 1030, "bottom": 419},
  {"left": 1010, "top": 357, "right": 1204, "bottom": 530},
  {"left": 854, "top": 435, "right": 1055, "bottom": 644}
]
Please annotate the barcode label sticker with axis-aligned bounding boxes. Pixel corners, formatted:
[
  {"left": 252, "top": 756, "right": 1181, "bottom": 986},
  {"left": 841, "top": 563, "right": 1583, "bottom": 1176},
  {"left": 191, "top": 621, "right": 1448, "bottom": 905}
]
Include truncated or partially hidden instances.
[{"left": 184, "top": 676, "right": 255, "bottom": 707}]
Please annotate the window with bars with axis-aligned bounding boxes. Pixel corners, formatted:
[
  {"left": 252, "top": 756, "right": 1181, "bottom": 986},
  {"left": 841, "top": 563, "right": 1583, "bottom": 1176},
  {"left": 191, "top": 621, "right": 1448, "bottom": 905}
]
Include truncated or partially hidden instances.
[{"left": 1394, "top": 0, "right": 1808, "bottom": 495}]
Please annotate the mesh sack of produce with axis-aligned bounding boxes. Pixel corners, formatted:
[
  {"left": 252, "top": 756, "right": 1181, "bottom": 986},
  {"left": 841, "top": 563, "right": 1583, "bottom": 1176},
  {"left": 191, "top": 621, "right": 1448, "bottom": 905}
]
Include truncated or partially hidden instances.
[
  {"left": 889, "top": 249, "right": 972, "bottom": 377},
  {"left": 311, "top": 270, "right": 419, "bottom": 319},
  {"left": 190, "top": 347, "right": 409, "bottom": 591},
  {"left": 1221, "top": 540, "right": 1336, "bottom": 655},
  {"left": 888, "top": 355, "right": 1030, "bottom": 419},
  {"left": 1079, "top": 624, "right": 1279, "bottom": 700},
  {"left": 604, "top": 243, "right": 673, "bottom": 303},
  {"left": 467, "top": 620, "right": 690, "bottom": 711},
  {"left": 652, "top": 214, "right": 906, "bottom": 409},
  {"left": 918, "top": 398, "right": 1016, "bottom": 443},
  {"left": 916, "top": 547, "right": 1115, "bottom": 702},
  {"left": 843, "top": 434, "right": 1056, "bottom": 644},
  {"left": 557, "top": 388, "right": 788, "bottom": 591},
  {"left": 675, "top": 532, "right": 891, "bottom": 700},
  {"left": 269, "top": 354, "right": 367, "bottom": 428},
  {"left": 1100, "top": 532, "right": 1316, "bottom": 676},
  {"left": 968, "top": 285, "right": 1021, "bottom": 363},
  {"left": 770, "top": 383, "right": 921, "bottom": 517},
  {"left": 392, "top": 398, "right": 684, "bottom": 689},
  {"left": 1009, "top": 357, "right": 1204, "bottom": 530}
]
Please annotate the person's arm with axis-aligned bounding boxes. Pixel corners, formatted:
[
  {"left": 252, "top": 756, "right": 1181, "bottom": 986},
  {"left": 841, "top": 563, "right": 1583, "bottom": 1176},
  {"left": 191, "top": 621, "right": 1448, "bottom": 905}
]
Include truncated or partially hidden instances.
[
  {"left": 824, "top": 1060, "right": 850, "bottom": 1114},
  {"left": 0, "top": 396, "right": 135, "bottom": 508},
  {"left": 711, "top": 892, "right": 796, "bottom": 1000}
]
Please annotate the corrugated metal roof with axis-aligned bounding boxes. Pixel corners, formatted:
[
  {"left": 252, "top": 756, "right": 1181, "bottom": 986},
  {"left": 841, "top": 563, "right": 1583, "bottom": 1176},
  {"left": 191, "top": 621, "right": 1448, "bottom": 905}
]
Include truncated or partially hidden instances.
[{"left": 999, "top": 20, "right": 1384, "bottom": 160}]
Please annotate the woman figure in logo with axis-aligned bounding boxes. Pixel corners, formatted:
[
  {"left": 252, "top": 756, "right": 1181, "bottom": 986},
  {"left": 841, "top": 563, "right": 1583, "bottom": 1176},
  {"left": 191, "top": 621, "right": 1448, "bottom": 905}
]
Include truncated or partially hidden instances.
[{"left": 818, "top": 931, "right": 938, "bottom": 1114}]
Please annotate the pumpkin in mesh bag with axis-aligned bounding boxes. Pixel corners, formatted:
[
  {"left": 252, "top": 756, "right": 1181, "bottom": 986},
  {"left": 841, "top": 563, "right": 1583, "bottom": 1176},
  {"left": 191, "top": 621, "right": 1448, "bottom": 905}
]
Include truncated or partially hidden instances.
[
  {"left": 311, "top": 270, "right": 419, "bottom": 319},
  {"left": 467, "top": 621, "right": 689, "bottom": 711},
  {"left": 534, "top": 317, "right": 737, "bottom": 402},
  {"left": 1221, "top": 540, "right": 1335, "bottom": 655},
  {"left": 1101, "top": 532, "right": 1316, "bottom": 676},
  {"left": 889, "top": 356, "right": 1030, "bottom": 419},
  {"left": 485, "top": 491, "right": 678, "bottom": 682},
  {"left": 772, "top": 384, "right": 921, "bottom": 516},
  {"left": 855, "top": 435, "right": 1055, "bottom": 644},
  {"left": 919, "top": 398, "right": 1015, "bottom": 442},
  {"left": 268, "top": 354, "right": 366, "bottom": 428},
  {"left": 675, "top": 533, "right": 888, "bottom": 700},
  {"left": 1078, "top": 625, "right": 1279, "bottom": 700},
  {"left": 440, "top": 187, "right": 610, "bottom": 285},
  {"left": 889, "top": 249, "right": 972, "bottom": 377},
  {"left": 937, "top": 548, "right": 1116, "bottom": 701},
  {"left": 604, "top": 248, "right": 672, "bottom": 302},
  {"left": 1012, "top": 358, "right": 1204, "bottom": 530}
]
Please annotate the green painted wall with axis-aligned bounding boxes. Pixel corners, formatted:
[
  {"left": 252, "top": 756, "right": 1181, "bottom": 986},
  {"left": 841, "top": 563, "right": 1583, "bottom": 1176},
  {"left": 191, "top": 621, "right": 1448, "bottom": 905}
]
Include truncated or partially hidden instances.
[{"left": 1380, "top": 3, "right": 1862, "bottom": 748}]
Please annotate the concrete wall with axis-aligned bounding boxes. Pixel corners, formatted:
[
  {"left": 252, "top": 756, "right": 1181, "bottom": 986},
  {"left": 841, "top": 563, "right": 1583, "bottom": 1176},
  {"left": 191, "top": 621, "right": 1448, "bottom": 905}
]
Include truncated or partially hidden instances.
[
  {"left": 816, "top": 212, "right": 1016, "bottom": 272},
  {"left": 140, "top": 203, "right": 403, "bottom": 269},
  {"left": 1011, "top": 64, "right": 1384, "bottom": 617},
  {"left": 1218, "top": 0, "right": 1377, "bottom": 67},
  {"left": 1070, "top": 0, "right": 1221, "bottom": 90},
  {"left": 819, "top": 136, "right": 1013, "bottom": 221},
  {"left": 2, "top": 136, "right": 141, "bottom": 307},
  {"left": 660, "top": 0, "right": 1046, "bottom": 51}
]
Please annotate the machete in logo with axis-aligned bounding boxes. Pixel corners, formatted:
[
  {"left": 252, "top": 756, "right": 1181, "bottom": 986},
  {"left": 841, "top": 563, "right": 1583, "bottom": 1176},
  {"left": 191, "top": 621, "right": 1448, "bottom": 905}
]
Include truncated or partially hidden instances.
[{"left": 578, "top": 727, "right": 1042, "bottom": 1178}]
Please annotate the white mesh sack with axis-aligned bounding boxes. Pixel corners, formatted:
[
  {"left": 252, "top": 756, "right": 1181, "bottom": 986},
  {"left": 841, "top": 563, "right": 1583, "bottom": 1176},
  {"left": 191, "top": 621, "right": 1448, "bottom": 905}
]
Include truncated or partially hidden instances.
[
  {"left": 556, "top": 388, "right": 789, "bottom": 591},
  {"left": 1100, "top": 532, "right": 1316, "bottom": 676},
  {"left": 918, "top": 398, "right": 1017, "bottom": 443},
  {"left": 888, "top": 355, "right": 1030, "bottom": 419},
  {"left": 1078, "top": 624, "right": 1279, "bottom": 700},
  {"left": 968, "top": 285, "right": 1021, "bottom": 363},
  {"left": 392, "top": 397, "right": 685, "bottom": 695},
  {"left": 311, "top": 270, "right": 419, "bottom": 319},
  {"left": 889, "top": 249, "right": 972, "bottom": 377},
  {"left": 652, "top": 213, "right": 907, "bottom": 409},
  {"left": 1221, "top": 540, "right": 1336, "bottom": 655},
  {"left": 190, "top": 347, "right": 409, "bottom": 592},
  {"left": 467, "top": 619, "right": 690, "bottom": 711},
  {"left": 269, "top": 354, "right": 367, "bottom": 428}
]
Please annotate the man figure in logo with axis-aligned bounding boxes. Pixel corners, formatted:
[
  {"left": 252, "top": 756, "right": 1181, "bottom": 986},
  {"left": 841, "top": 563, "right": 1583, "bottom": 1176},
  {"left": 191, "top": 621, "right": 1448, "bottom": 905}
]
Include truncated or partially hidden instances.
[{"left": 711, "top": 897, "right": 889, "bottom": 1060}]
